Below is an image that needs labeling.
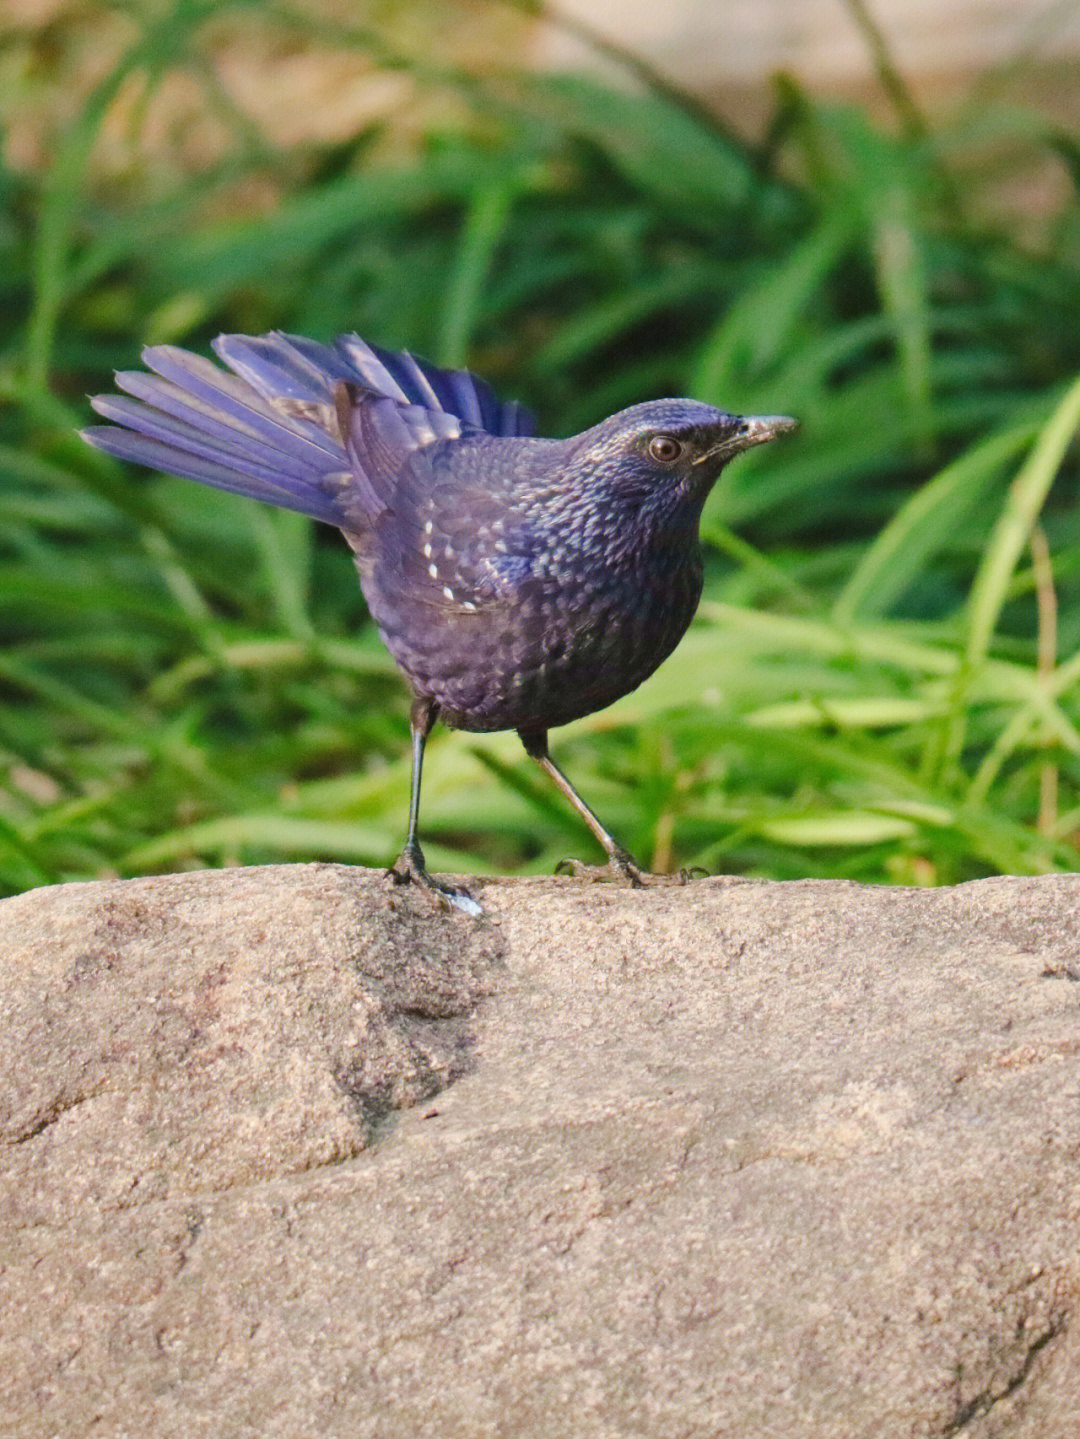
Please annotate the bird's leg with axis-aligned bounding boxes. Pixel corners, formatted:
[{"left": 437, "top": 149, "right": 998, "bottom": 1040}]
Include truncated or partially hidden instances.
[
  {"left": 390, "top": 696, "right": 439, "bottom": 888},
  {"left": 518, "top": 728, "right": 648, "bottom": 886},
  {"left": 390, "top": 697, "right": 480, "bottom": 913}
]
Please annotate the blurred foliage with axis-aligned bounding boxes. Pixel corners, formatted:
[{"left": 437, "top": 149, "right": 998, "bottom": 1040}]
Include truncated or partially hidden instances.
[{"left": 2, "top": 0, "right": 1080, "bottom": 893}]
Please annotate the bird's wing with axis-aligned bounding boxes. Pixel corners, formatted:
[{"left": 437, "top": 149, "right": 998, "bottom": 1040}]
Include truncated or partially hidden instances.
[
  {"left": 82, "top": 331, "right": 535, "bottom": 531},
  {"left": 201, "top": 336, "right": 538, "bottom": 535},
  {"left": 370, "top": 436, "right": 547, "bottom": 615},
  {"left": 323, "top": 335, "right": 534, "bottom": 439}
]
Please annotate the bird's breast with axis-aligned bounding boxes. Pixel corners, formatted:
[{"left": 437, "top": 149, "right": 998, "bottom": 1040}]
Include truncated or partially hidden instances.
[{"left": 362, "top": 527, "right": 704, "bottom": 732}]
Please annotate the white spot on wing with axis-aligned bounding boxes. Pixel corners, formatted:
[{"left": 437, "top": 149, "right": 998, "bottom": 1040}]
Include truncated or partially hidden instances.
[{"left": 428, "top": 563, "right": 438, "bottom": 578}]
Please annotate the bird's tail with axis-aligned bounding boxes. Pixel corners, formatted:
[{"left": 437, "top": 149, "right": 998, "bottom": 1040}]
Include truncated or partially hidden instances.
[{"left": 81, "top": 332, "right": 533, "bottom": 527}]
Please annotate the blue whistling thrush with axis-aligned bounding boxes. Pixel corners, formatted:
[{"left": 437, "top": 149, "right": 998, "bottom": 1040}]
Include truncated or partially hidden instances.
[{"left": 82, "top": 332, "right": 796, "bottom": 910}]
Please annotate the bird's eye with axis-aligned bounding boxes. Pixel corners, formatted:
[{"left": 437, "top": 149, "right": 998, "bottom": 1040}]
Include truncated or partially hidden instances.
[{"left": 648, "top": 434, "right": 683, "bottom": 464}]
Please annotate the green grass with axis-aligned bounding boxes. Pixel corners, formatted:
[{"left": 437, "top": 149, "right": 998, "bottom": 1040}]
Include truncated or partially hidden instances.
[{"left": 2, "top": 0, "right": 1080, "bottom": 892}]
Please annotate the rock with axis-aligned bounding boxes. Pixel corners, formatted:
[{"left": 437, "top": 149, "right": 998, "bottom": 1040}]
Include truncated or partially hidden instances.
[{"left": 1, "top": 864, "right": 1078, "bottom": 1438}]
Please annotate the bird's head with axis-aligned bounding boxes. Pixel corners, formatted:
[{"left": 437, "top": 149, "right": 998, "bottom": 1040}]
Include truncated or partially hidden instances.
[{"left": 569, "top": 400, "right": 797, "bottom": 508}]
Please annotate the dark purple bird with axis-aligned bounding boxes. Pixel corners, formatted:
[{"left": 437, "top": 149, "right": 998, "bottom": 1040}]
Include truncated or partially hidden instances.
[{"left": 82, "top": 332, "right": 795, "bottom": 909}]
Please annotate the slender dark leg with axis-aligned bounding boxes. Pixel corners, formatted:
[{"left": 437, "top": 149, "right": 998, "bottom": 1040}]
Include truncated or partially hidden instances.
[
  {"left": 517, "top": 727, "right": 648, "bottom": 886},
  {"left": 390, "top": 697, "right": 478, "bottom": 910}
]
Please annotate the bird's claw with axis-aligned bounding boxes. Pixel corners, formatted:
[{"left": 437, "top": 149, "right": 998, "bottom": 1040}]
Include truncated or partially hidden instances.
[
  {"left": 554, "top": 853, "right": 711, "bottom": 888},
  {"left": 554, "top": 847, "right": 648, "bottom": 887},
  {"left": 388, "top": 842, "right": 483, "bottom": 915},
  {"left": 677, "top": 865, "right": 711, "bottom": 883}
]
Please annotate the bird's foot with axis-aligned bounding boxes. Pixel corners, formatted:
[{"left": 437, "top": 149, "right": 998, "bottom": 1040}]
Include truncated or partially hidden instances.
[
  {"left": 554, "top": 851, "right": 711, "bottom": 888},
  {"left": 388, "top": 841, "right": 483, "bottom": 916},
  {"left": 554, "top": 846, "right": 648, "bottom": 887},
  {"left": 677, "top": 865, "right": 711, "bottom": 883}
]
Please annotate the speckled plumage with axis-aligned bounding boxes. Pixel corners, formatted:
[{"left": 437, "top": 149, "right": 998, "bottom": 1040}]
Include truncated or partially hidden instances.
[
  {"left": 82, "top": 332, "right": 795, "bottom": 906},
  {"left": 356, "top": 415, "right": 708, "bottom": 732}
]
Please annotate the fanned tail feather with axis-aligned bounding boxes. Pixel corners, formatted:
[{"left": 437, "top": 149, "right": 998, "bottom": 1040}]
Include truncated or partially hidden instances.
[{"left": 81, "top": 332, "right": 534, "bottom": 529}]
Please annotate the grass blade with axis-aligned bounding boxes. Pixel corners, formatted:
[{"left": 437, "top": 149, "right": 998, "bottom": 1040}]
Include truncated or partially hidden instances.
[
  {"left": 966, "top": 373, "right": 1080, "bottom": 667},
  {"left": 835, "top": 421, "right": 1039, "bottom": 621}
]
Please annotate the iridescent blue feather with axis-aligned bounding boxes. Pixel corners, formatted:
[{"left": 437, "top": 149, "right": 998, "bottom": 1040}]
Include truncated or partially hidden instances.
[{"left": 82, "top": 332, "right": 534, "bottom": 529}]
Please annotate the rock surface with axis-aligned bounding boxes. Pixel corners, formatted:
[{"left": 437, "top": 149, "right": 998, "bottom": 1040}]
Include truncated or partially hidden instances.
[{"left": 1, "top": 864, "right": 1079, "bottom": 1438}]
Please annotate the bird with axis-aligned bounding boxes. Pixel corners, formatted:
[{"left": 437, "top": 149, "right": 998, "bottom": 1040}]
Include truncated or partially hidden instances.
[{"left": 82, "top": 331, "right": 795, "bottom": 910}]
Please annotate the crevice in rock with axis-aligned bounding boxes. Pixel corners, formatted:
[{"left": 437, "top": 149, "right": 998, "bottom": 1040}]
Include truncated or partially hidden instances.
[
  {"left": 941, "top": 1312, "right": 1067, "bottom": 1435},
  {"left": 1040, "top": 964, "right": 1080, "bottom": 982},
  {"left": 5, "top": 1088, "right": 105, "bottom": 1146}
]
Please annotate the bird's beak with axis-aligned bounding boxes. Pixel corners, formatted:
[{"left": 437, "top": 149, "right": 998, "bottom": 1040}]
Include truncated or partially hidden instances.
[
  {"left": 692, "top": 414, "right": 798, "bottom": 465},
  {"left": 735, "top": 414, "right": 799, "bottom": 450}
]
